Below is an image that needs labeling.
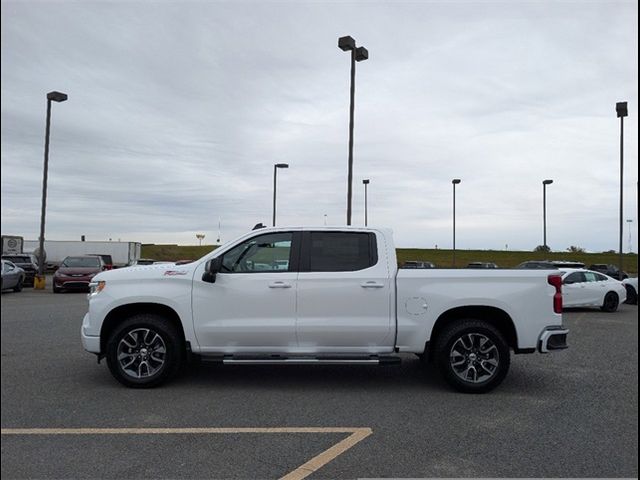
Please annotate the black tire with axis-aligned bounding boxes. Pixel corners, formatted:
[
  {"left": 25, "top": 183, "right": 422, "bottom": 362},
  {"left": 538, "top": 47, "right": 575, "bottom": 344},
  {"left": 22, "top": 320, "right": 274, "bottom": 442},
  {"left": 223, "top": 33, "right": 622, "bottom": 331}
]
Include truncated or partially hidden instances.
[
  {"left": 106, "top": 313, "right": 184, "bottom": 388},
  {"left": 624, "top": 285, "right": 638, "bottom": 305},
  {"left": 53, "top": 285, "right": 62, "bottom": 293},
  {"left": 13, "top": 277, "right": 23, "bottom": 292},
  {"left": 434, "top": 319, "right": 510, "bottom": 394},
  {"left": 601, "top": 292, "right": 619, "bottom": 312}
]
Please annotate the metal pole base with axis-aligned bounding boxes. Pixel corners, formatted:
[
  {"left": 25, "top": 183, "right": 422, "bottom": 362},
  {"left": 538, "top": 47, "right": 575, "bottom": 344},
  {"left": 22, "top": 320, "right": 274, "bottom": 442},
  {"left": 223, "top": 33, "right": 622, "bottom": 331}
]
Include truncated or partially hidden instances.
[{"left": 34, "top": 275, "right": 46, "bottom": 290}]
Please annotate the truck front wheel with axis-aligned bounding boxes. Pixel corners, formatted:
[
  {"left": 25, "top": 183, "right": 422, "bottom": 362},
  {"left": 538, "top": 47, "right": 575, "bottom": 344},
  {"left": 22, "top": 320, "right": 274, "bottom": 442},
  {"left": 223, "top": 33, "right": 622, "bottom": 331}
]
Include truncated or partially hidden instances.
[
  {"left": 434, "top": 320, "right": 510, "bottom": 394},
  {"left": 106, "top": 314, "right": 184, "bottom": 388}
]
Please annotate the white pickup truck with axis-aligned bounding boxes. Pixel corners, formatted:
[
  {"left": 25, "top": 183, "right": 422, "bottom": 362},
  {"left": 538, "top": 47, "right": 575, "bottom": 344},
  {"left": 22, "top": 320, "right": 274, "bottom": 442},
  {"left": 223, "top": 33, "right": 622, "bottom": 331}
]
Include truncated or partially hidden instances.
[{"left": 81, "top": 227, "right": 568, "bottom": 393}]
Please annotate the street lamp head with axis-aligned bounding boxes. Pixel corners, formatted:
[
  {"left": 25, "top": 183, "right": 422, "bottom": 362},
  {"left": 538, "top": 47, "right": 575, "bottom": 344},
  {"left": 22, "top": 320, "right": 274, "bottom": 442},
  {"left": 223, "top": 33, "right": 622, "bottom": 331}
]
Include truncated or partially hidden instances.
[
  {"left": 355, "top": 46, "right": 368, "bottom": 62},
  {"left": 452, "top": 179, "right": 461, "bottom": 185},
  {"left": 275, "top": 163, "right": 289, "bottom": 169},
  {"left": 47, "top": 91, "right": 68, "bottom": 102},
  {"left": 338, "top": 36, "right": 356, "bottom": 51},
  {"left": 543, "top": 179, "right": 553, "bottom": 185},
  {"left": 363, "top": 179, "right": 370, "bottom": 185},
  {"left": 616, "top": 101, "right": 628, "bottom": 118}
]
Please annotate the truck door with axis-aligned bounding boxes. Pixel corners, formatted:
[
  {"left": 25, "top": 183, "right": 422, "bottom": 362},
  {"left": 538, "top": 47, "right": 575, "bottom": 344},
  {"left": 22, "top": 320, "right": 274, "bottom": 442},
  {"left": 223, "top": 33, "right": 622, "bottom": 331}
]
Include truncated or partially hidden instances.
[
  {"left": 295, "top": 230, "right": 394, "bottom": 353},
  {"left": 191, "top": 231, "right": 300, "bottom": 353}
]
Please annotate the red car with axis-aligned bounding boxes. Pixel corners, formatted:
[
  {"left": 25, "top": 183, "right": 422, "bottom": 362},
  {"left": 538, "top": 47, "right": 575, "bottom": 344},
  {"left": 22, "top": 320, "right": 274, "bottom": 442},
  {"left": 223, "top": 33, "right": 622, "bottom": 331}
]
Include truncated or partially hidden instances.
[{"left": 53, "top": 255, "right": 105, "bottom": 293}]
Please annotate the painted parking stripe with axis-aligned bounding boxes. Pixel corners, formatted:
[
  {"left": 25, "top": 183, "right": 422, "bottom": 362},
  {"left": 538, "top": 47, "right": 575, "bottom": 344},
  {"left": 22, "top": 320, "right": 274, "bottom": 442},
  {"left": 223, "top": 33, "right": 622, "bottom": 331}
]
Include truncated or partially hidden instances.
[{"left": 1, "top": 426, "right": 373, "bottom": 480}]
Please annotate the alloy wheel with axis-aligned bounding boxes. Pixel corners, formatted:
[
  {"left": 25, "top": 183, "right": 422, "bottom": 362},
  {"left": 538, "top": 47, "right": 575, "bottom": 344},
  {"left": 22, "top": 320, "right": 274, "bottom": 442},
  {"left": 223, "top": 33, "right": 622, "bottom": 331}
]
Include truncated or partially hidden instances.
[
  {"left": 117, "top": 328, "right": 167, "bottom": 379},
  {"left": 449, "top": 333, "right": 500, "bottom": 384}
]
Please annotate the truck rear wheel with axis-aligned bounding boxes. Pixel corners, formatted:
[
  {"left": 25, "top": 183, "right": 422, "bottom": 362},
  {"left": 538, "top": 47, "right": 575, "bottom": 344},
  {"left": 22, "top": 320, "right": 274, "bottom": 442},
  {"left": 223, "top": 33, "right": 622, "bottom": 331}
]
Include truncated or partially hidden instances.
[
  {"left": 434, "top": 319, "right": 510, "bottom": 394},
  {"left": 106, "top": 314, "right": 184, "bottom": 388}
]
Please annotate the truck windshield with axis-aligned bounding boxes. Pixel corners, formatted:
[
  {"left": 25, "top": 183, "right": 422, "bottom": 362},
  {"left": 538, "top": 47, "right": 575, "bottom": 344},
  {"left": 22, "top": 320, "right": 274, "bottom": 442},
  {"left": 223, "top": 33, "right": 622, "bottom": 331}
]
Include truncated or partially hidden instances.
[{"left": 61, "top": 257, "right": 100, "bottom": 268}]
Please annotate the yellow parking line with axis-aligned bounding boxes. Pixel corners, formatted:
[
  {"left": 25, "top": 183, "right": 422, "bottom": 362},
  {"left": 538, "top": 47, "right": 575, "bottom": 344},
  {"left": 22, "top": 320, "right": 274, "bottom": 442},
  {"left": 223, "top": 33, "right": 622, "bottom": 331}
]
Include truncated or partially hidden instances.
[
  {"left": 0, "top": 426, "right": 373, "bottom": 480},
  {"left": 280, "top": 428, "right": 372, "bottom": 480}
]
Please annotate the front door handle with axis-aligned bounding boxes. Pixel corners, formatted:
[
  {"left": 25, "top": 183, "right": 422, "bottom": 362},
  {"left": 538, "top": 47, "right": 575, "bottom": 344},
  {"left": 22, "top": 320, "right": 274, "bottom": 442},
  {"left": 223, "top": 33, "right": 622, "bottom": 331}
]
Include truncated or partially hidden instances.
[
  {"left": 361, "top": 281, "right": 384, "bottom": 288},
  {"left": 268, "top": 281, "right": 292, "bottom": 288}
]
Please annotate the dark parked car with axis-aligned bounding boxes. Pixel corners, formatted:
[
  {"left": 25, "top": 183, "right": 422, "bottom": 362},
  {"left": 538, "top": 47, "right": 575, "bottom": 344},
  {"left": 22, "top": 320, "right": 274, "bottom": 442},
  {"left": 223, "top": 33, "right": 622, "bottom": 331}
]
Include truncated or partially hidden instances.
[
  {"left": 1, "top": 260, "right": 25, "bottom": 292},
  {"left": 1, "top": 254, "right": 38, "bottom": 286},
  {"left": 401, "top": 260, "right": 436, "bottom": 269},
  {"left": 516, "top": 260, "right": 558, "bottom": 269},
  {"left": 90, "top": 254, "right": 114, "bottom": 270},
  {"left": 129, "top": 258, "right": 157, "bottom": 266},
  {"left": 588, "top": 264, "right": 628, "bottom": 280},
  {"left": 53, "top": 255, "right": 105, "bottom": 293},
  {"left": 466, "top": 262, "right": 498, "bottom": 269},
  {"left": 551, "top": 260, "right": 585, "bottom": 269}
]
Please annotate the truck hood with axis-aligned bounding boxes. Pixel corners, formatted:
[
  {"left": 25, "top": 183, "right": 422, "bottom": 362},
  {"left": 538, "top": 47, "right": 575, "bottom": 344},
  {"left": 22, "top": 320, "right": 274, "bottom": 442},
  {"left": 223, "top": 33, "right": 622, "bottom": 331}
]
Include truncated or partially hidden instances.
[{"left": 93, "top": 262, "right": 198, "bottom": 282}]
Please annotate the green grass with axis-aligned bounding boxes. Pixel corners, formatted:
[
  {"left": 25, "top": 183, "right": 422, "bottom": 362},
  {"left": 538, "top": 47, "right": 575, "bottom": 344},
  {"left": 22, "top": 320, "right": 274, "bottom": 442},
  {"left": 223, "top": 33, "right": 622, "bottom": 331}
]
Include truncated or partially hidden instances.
[
  {"left": 397, "top": 248, "right": 638, "bottom": 273},
  {"left": 142, "top": 244, "right": 638, "bottom": 274}
]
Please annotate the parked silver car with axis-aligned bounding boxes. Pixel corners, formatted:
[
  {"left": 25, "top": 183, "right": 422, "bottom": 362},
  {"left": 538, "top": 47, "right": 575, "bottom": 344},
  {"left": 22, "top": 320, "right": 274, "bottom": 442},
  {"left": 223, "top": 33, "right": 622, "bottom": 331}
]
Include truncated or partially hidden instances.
[{"left": 1, "top": 260, "right": 25, "bottom": 292}]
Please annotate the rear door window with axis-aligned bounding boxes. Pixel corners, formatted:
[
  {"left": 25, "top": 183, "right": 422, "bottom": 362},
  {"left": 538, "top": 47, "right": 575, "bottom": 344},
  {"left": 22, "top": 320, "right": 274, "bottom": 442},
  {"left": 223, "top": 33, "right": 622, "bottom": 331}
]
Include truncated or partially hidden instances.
[
  {"left": 564, "top": 272, "right": 586, "bottom": 284},
  {"left": 304, "top": 232, "right": 377, "bottom": 272},
  {"left": 584, "top": 272, "right": 599, "bottom": 282}
]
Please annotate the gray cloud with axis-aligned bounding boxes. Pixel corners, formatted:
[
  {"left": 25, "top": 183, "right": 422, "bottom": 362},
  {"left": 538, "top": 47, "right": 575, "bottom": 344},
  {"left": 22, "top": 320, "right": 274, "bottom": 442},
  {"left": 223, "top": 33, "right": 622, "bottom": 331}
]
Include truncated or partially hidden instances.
[{"left": 1, "top": 0, "right": 637, "bottom": 252}]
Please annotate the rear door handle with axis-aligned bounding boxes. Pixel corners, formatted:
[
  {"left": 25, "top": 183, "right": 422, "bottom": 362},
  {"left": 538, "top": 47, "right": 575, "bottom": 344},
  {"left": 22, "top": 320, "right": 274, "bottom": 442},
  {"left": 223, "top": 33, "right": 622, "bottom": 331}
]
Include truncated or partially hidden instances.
[
  {"left": 361, "top": 281, "right": 384, "bottom": 288},
  {"left": 268, "top": 281, "right": 292, "bottom": 288}
]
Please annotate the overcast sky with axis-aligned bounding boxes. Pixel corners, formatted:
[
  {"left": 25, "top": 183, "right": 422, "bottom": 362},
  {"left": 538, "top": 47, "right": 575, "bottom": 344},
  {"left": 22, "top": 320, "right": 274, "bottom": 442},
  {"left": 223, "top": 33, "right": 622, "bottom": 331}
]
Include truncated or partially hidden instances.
[{"left": 1, "top": 0, "right": 637, "bottom": 252}]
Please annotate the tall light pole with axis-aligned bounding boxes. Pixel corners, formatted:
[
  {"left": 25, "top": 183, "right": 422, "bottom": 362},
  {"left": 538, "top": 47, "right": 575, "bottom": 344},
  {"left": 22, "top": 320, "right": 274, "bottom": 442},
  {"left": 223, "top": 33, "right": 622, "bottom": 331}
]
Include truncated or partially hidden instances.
[
  {"left": 338, "top": 35, "right": 368, "bottom": 226},
  {"left": 616, "top": 102, "right": 628, "bottom": 276},
  {"left": 36, "top": 91, "right": 68, "bottom": 287},
  {"left": 542, "top": 179, "right": 554, "bottom": 250},
  {"left": 363, "top": 179, "right": 370, "bottom": 226},
  {"left": 272, "top": 163, "right": 289, "bottom": 227},
  {"left": 452, "top": 179, "right": 461, "bottom": 267},
  {"left": 627, "top": 219, "right": 633, "bottom": 253}
]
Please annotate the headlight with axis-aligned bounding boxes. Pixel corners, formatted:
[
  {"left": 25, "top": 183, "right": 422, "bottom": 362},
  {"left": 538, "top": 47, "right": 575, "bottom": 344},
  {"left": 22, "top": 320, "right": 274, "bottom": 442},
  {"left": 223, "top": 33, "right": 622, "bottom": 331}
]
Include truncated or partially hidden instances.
[{"left": 88, "top": 280, "right": 106, "bottom": 295}]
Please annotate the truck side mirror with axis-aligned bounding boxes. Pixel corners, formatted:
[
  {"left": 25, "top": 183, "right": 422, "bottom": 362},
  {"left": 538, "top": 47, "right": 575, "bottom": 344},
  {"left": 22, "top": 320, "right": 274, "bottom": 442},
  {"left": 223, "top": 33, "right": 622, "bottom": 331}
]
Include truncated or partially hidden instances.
[{"left": 202, "top": 257, "right": 223, "bottom": 283}]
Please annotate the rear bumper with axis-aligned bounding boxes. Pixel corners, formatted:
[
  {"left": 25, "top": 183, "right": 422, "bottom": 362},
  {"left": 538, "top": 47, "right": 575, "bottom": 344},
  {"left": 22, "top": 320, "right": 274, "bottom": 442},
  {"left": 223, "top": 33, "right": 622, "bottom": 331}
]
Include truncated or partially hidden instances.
[{"left": 538, "top": 327, "right": 569, "bottom": 353}]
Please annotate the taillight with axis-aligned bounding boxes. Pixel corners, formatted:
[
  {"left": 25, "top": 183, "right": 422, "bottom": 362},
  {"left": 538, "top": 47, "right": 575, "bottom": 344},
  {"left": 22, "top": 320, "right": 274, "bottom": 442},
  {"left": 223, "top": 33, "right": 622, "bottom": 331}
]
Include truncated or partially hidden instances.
[{"left": 548, "top": 274, "right": 563, "bottom": 313}]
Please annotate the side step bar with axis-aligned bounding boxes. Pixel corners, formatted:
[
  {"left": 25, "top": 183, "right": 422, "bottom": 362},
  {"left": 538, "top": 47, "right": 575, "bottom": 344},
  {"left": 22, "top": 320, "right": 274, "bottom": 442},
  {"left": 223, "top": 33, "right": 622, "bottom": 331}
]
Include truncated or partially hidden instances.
[{"left": 201, "top": 355, "right": 402, "bottom": 366}]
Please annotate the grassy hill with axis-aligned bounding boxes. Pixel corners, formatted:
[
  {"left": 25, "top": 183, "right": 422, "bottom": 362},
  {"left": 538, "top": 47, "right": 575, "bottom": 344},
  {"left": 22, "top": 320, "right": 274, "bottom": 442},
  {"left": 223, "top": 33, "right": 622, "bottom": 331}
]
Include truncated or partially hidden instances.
[{"left": 142, "top": 244, "right": 638, "bottom": 274}]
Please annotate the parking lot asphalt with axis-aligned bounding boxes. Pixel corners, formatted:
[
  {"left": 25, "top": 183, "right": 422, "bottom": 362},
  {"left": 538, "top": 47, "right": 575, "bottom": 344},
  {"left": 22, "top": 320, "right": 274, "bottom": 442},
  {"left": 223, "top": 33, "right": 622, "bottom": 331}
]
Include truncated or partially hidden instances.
[{"left": 1, "top": 287, "right": 638, "bottom": 479}]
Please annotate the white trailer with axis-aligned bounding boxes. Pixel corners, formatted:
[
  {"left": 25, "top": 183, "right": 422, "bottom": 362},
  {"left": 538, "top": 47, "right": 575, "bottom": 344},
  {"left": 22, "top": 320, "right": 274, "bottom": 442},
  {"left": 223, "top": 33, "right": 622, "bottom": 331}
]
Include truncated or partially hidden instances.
[{"left": 23, "top": 240, "right": 141, "bottom": 268}]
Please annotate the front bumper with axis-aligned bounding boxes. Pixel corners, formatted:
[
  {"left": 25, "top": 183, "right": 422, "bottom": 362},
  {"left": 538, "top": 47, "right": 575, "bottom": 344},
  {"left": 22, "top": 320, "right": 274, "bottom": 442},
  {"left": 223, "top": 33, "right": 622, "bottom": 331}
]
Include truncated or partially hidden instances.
[
  {"left": 23, "top": 271, "right": 36, "bottom": 285},
  {"left": 538, "top": 327, "right": 569, "bottom": 353},
  {"left": 55, "top": 277, "right": 93, "bottom": 290},
  {"left": 81, "top": 313, "right": 101, "bottom": 354}
]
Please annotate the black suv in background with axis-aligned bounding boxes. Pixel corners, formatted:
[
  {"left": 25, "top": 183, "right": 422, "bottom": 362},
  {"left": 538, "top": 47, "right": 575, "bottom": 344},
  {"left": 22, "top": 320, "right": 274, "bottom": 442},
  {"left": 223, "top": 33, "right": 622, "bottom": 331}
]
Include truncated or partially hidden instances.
[
  {"left": 1, "top": 254, "right": 38, "bottom": 286},
  {"left": 516, "top": 260, "right": 558, "bottom": 269},
  {"left": 588, "top": 264, "right": 628, "bottom": 280},
  {"left": 401, "top": 261, "right": 436, "bottom": 269},
  {"left": 466, "top": 262, "right": 499, "bottom": 269}
]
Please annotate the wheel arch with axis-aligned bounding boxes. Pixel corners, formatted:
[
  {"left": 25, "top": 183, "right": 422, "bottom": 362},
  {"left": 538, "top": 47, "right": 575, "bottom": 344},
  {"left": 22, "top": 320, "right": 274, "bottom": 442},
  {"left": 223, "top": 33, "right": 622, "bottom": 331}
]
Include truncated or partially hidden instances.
[
  {"left": 427, "top": 306, "right": 518, "bottom": 361},
  {"left": 100, "top": 302, "right": 187, "bottom": 354}
]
